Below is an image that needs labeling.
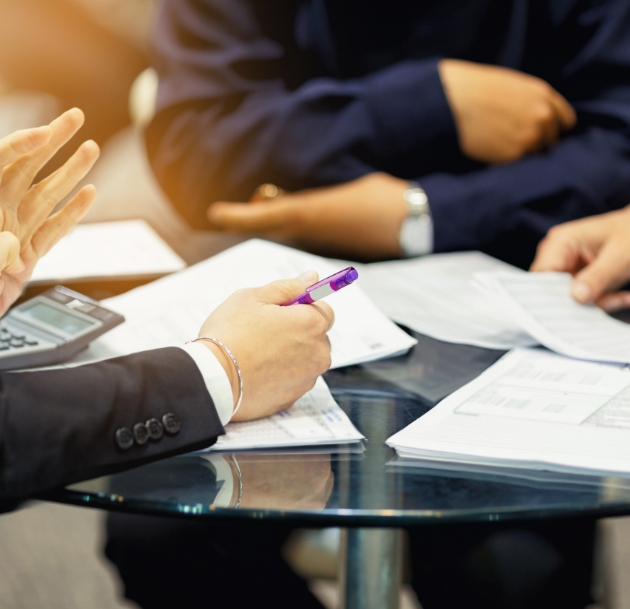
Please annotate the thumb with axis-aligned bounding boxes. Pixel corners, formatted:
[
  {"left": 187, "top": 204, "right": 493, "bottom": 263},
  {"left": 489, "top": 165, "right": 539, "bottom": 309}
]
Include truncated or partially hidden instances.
[
  {"left": 256, "top": 271, "right": 319, "bottom": 305},
  {"left": 0, "top": 232, "right": 24, "bottom": 274},
  {"left": 571, "top": 238, "right": 630, "bottom": 304}
]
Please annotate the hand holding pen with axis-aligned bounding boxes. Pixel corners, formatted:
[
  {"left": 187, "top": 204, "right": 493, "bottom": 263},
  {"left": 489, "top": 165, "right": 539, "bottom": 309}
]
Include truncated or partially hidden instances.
[{"left": 282, "top": 267, "right": 359, "bottom": 306}]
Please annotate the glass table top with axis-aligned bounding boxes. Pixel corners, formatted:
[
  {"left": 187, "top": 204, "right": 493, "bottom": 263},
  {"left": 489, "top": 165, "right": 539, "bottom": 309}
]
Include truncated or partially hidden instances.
[{"left": 48, "top": 331, "right": 630, "bottom": 526}]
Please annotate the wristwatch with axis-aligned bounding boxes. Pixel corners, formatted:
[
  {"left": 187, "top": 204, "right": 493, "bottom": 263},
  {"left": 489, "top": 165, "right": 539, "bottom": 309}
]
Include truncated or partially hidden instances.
[{"left": 398, "top": 183, "right": 433, "bottom": 257}]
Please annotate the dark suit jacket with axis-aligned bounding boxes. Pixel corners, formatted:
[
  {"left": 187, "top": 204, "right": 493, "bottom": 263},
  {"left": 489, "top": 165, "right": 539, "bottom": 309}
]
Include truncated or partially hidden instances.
[
  {"left": 0, "top": 347, "right": 224, "bottom": 508},
  {"left": 147, "top": 0, "right": 630, "bottom": 268}
]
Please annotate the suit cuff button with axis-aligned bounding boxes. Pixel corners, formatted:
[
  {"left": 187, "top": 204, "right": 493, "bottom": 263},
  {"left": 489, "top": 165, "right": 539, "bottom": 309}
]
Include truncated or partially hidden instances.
[
  {"left": 115, "top": 427, "right": 134, "bottom": 450},
  {"left": 162, "top": 413, "right": 180, "bottom": 435},
  {"left": 146, "top": 418, "right": 164, "bottom": 441},
  {"left": 133, "top": 423, "right": 149, "bottom": 445}
]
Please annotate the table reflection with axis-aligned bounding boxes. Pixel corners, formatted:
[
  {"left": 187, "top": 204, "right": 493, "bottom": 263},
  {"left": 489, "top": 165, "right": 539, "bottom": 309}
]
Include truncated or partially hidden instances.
[{"left": 104, "top": 452, "right": 334, "bottom": 512}]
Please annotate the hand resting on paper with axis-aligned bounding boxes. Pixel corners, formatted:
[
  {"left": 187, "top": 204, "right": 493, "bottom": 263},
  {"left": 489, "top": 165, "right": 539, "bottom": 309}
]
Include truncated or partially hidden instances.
[
  {"left": 531, "top": 206, "right": 630, "bottom": 312},
  {"left": 0, "top": 108, "right": 100, "bottom": 316},
  {"left": 197, "top": 270, "right": 335, "bottom": 422}
]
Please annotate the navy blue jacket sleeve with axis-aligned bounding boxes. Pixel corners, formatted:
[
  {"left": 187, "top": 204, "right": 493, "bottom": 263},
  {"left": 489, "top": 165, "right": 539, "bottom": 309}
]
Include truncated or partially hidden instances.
[
  {"left": 0, "top": 347, "right": 224, "bottom": 502},
  {"left": 149, "top": 0, "right": 630, "bottom": 267},
  {"left": 424, "top": 0, "right": 630, "bottom": 266},
  {"left": 147, "top": 0, "right": 456, "bottom": 228},
  {"left": 425, "top": 127, "right": 630, "bottom": 268}
]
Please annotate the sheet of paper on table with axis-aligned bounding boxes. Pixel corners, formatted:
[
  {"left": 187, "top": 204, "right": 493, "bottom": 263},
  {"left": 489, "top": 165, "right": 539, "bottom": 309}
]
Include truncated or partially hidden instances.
[
  {"left": 476, "top": 272, "right": 630, "bottom": 364},
  {"left": 358, "top": 252, "right": 537, "bottom": 350},
  {"left": 204, "top": 377, "right": 364, "bottom": 451},
  {"left": 387, "top": 348, "right": 630, "bottom": 476},
  {"left": 29, "top": 220, "right": 186, "bottom": 284},
  {"left": 72, "top": 238, "right": 417, "bottom": 369}
]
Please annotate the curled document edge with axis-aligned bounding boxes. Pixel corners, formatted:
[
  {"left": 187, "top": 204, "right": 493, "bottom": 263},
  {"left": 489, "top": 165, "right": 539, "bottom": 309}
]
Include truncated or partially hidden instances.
[
  {"left": 475, "top": 271, "right": 630, "bottom": 365},
  {"left": 359, "top": 252, "right": 537, "bottom": 350}
]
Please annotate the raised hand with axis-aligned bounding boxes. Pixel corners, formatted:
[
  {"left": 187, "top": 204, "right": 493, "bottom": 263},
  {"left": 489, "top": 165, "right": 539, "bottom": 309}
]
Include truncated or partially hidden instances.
[
  {"left": 0, "top": 108, "right": 100, "bottom": 315},
  {"left": 439, "top": 60, "right": 576, "bottom": 164}
]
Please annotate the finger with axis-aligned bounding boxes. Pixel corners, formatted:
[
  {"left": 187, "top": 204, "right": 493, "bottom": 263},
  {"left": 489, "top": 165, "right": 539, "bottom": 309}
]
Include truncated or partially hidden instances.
[
  {"left": 30, "top": 185, "right": 96, "bottom": 258},
  {"left": 597, "top": 291, "right": 630, "bottom": 313},
  {"left": 19, "top": 140, "right": 100, "bottom": 230},
  {"left": 0, "top": 126, "right": 51, "bottom": 169},
  {"left": 0, "top": 108, "right": 85, "bottom": 207},
  {"left": 297, "top": 270, "right": 319, "bottom": 284},
  {"left": 0, "top": 232, "right": 24, "bottom": 274},
  {"left": 207, "top": 200, "right": 298, "bottom": 233},
  {"left": 312, "top": 301, "right": 335, "bottom": 332},
  {"left": 256, "top": 278, "right": 311, "bottom": 304},
  {"left": 571, "top": 237, "right": 630, "bottom": 303},
  {"left": 533, "top": 108, "right": 560, "bottom": 152},
  {"left": 530, "top": 232, "right": 579, "bottom": 273},
  {"left": 548, "top": 90, "right": 577, "bottom": 131}
]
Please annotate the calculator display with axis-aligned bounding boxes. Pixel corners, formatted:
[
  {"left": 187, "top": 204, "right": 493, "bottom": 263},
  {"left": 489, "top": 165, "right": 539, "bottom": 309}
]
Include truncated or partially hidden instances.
[{"left": 20, "top": 302, "right": 96, "bottom": 335}]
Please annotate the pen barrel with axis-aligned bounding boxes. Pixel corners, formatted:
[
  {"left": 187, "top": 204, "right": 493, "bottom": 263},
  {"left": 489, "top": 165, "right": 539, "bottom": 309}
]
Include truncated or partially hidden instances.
[
  {"left": 282, "top": 293, "right": 315, "bottom": 306},
  {"left": 281, "top": 266, "right": 358, "bottom": 306}
]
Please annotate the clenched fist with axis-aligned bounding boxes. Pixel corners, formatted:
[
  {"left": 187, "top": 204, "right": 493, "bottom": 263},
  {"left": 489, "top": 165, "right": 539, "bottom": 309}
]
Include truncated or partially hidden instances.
[{"left": 439, "top": 60, "right": 576, "bottom": 164}]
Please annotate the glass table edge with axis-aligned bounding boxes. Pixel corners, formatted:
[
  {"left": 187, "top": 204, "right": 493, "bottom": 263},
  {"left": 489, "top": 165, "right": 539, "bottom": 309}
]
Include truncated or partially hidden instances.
[{"left": 42, "top": 489, "right": 630, "bottom": 526}]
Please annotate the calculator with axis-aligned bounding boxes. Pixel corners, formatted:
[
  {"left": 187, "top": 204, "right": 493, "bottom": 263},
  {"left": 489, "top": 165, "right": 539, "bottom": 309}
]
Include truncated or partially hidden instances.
[{"left": 0, "top": 286, "right": 125, "bottom": 370}]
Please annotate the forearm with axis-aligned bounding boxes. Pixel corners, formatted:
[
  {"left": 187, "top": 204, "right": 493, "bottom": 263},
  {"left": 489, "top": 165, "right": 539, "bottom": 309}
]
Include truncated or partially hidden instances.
[
  {"left": 149, "top": 0, "right": 456, "bottom": 226},
  {"left": 0, "top": 347, "right": 224, "bottom": 499}
]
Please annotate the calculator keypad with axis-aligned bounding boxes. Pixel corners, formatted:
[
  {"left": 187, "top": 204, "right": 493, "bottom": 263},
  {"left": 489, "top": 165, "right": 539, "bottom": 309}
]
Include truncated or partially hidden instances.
[{"left": 0, "top": 324, "right": 39, "bottom": 351}]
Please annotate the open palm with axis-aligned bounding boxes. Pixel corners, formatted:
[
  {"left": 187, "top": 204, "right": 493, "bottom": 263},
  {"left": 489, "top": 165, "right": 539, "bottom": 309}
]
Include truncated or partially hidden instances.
[{"left": 0, "top": 108, "right": 99, "bottom": 315}]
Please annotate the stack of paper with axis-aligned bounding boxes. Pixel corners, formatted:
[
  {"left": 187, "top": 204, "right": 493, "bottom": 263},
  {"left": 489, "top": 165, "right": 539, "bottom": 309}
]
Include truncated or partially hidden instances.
[
  {"left": 30, "top": 220, "right": 186, "bottom": 284},
  {"left": 74, "top": 239, "right": 417, "bottom": 369},
  {"left": 387, "top": 348, "right": 630, "bottom": 476},
  {"left": 477, "top": 272, "right": 630, "bottom": 364},
  {"left": 206, "top": 378, "right": 365, "bottom": 451},
  {"left": 359, "top": 252, "right": 536, "bottom": 350}
]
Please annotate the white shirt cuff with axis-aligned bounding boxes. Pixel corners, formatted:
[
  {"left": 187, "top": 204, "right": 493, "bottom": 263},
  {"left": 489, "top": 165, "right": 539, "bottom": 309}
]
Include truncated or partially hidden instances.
[{"left": 179, "top": 343, "right": 234, "bottom": 426}]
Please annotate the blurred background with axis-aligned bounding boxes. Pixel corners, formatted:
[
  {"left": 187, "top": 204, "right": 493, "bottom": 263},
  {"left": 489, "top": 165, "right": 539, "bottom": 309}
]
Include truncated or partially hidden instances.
[{"left": 0, "top": 2, "right": 630, "bottom": 608}]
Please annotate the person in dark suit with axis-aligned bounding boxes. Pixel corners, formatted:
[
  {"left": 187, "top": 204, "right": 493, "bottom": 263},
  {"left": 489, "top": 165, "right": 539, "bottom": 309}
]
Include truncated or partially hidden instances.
[
  {"left": 147, "top": 0, "right": 630, "bottom": 269},
  {"left": 0, "top": 108, "right": 334, "bottom": 507}
]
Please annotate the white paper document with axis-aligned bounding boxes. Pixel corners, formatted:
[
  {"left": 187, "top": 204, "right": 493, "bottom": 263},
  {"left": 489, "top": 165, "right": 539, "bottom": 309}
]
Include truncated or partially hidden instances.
[
  {"left": 387, "top": 348, "right": 630, "bottom": 476},
  {"left": 478, "top": 272, "right": 630, "bottom": 364},
  {"left": 30, "top": 220, "right": 186, "bottom": 284},
  {"left": 359, "top": 252, "right": 536, "bottom": 350},
  {"left": 73, "top": 239, "right": 416, "bottom": 369},
  {"left": 205, "top": 377, "right": 364, "bottom": 451}
]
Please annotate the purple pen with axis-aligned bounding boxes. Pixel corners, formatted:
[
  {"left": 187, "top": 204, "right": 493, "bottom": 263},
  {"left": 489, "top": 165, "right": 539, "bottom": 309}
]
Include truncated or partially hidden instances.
[{"left": 282, "top": 267, "right": 359, "bottom": 306}]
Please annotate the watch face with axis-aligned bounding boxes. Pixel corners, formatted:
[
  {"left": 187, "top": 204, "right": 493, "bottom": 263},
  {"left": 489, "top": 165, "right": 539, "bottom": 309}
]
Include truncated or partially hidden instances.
[{"left": 399, "top": 216, "right": 433, "bottom": 257}]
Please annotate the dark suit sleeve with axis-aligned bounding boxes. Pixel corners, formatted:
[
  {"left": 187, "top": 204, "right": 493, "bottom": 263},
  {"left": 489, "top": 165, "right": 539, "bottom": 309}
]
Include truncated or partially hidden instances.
[
  {"left": 147, "top": 0, "right": 456, "bottom": 227},
  {"left": 0, "top": 347, "right": 224, "bottom": 501}
]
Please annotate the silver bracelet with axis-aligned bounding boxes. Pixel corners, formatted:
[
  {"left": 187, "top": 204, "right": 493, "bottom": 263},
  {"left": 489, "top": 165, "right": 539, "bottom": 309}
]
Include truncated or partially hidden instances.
[{"left": 186, "top": 336, "right": 243, "bottom": 416}]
